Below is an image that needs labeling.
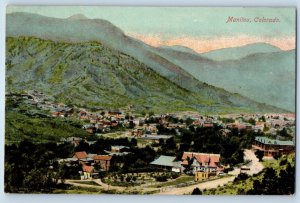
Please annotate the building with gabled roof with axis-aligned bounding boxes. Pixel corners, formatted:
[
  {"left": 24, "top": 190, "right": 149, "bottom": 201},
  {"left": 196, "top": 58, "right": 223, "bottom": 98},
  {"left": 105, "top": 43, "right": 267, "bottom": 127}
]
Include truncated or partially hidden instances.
[
  {"left": 80, "top": 164, "right": 99, "bottom": 180},
  {"left": 252, "top": 136, "right": 294, "bottom": 157},
  {"left": 181, "top": 152, "right": 222, "bottom": 174},
  {"left": 93, "top": 155, "right": 112, "bottom": 171},
  {"left": 73, "top": 151, "right": 88, "bottom": 160},
  {"left": 150, "top": 155, "right": 181, "bottom": 173}
]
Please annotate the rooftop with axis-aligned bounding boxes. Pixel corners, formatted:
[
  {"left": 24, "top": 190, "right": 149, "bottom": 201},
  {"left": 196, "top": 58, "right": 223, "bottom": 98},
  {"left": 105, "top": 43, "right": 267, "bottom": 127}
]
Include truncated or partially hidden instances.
[
  {"left": 74, "top": 151, "right": 88, "bottom": 160},
  {"left": 93, "top": 155, "right": 112, "bottom": 161},
  {"left": 181, "top": 152, "right": 220, "bottom": 168},
  {"left": 150, "top": 155, "right": 179, "bottom": 167},
  {"left": 140, "top": 135, "right": 173, "bottom": 140},
  {"left": 255, "top": 136, "right": 294, "bottom": 146}
]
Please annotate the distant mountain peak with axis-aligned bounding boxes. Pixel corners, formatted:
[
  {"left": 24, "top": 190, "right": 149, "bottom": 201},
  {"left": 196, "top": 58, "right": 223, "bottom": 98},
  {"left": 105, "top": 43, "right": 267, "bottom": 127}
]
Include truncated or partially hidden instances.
[
  {"left": 201, "top": 42, "right": 282, "bottom": 61},
  {"left": 68, "top": 14, "right": 89, "bottom": 20},
  {"left": 159, "top": 45, "right": 199, "bottom": 55}
]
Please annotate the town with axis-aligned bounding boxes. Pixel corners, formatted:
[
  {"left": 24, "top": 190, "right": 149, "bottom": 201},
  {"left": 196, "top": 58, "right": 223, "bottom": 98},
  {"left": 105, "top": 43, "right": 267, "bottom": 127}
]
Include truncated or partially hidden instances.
[{"left": 5, "top": 91, "right": 295, "bottom": 194}]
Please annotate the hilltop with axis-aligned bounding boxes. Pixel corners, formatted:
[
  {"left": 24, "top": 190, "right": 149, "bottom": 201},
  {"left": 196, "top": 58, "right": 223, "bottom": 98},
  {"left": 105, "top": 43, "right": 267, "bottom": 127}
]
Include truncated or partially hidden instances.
[{"left": 5, "top": 12, "right": 288, "bottom": 113}]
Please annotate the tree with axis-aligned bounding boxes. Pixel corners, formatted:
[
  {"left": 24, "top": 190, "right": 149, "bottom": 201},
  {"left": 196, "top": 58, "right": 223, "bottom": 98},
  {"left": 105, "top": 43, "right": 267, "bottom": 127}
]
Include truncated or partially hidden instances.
[
  {"left": 234, "top": 173, "right": 249, "bottom": 182},
  {"left": 149, "top": 111, "right": 155, "bottom": 117},
  {"left": 255, "top": 150, "right": 264, "bottom": 162},
  {"left": 165, "top": 137, "right": 176, "bottom": 150},
  {"left": 247, "top": 118, "right": 256, "bottom": 125},
  {"left": 277, "top": 163, "right": 295, "bottom": 194},
  {"left": 130, "top": 138, "right": 137, "bottom": 147},
  {"left": 128, "top": 121, "right": 135, "bottom": 129},
  {"left": 278, "top": 128, "right": 291, "bottom": 139},
  {"left": 273, "top": 153, "right": 282, "bottom": 160},
  {"left": 74, "top": 140, "right": 90, "bottom": 152},
  {"left": 192, "top": 187, "right": 202, "bottom": 195},
  {"left": 260, "top": 116, "right": 266, "bottom": 122},
  {"left": 261, "top": 167, "right": 278, "bottom": 194},
  {"left": 125, "top": 176, "right": 131, "bottom": 182},
  {"left": 185, "top": 117, "right": 194, "bottom": 126}
]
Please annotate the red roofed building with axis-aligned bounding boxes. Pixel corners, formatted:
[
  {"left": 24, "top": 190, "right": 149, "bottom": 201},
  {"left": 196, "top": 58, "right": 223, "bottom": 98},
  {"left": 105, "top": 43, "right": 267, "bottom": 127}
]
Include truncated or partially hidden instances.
[
  {"left": 83, "top": 165, "right": 94, "bottom": 173},
  {"left": 182, "top": 152, "right": 223, "bottom": 182},
  {"left": 73, "top": 151, "right": 88, "bottom": 160},
  {"left": 80, "top": 164, "right": 99, "bottom": 180},
  {"left": 181, "top": 152, "right": 222, "bottom": 174},
  {"left": 203, "top": 122, "right": 214, "bottom": 128},
  {"left": 93, "top": 155, "right": 112, "bottom": 171}
]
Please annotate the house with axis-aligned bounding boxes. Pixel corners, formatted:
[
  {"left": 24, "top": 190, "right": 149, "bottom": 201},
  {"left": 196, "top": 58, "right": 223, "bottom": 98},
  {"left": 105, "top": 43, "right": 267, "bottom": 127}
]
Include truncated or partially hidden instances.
[
  {"left": 193, "top": 119, "right": 204, "bottom": 126},
  {"left": 108, "top": 111, "right": 122, "bottom": 116},
  {"left": 150, "top": 155, "right": 182, "bottom": 173},
  {"left": 203, "top": 122, "right": 214, "bottom": 128},
  {"left": 81, "top": 165, "right": 94, "bottom": 180},
  {"left": 254, "top": 122, "right": 265, "bottom": 131},
  {"left": 252, "top": 136, "right": 294, "bottom": 157},
  {"left": 131, "top": 128, "right": 144, "bottom": 137},
  {"left": 51, "top": 111, "right": 61, "bottom": 117},
  {"left": 142, "top": 124, "right": 158, "bottom": 134},
  {"left": 74, "top": 151, "right": 88, "bottom": 160},
  {"left": 86, "top": 126, "right": 96, "bottom": 134},
  {"left": 195, "top": 171, "right": 210, "bottom": 182},
  {"left": 181, "top": 152, "right": 222, "bottom": 174},
  {"left": 93, "top": 155, "right": 112, "bottom": 171},
  {"left": 80, "top": 165, "right": 99, "bottom": 180},
  {"left": 73, "top": 151, "right": 94, "bottom": 163}
]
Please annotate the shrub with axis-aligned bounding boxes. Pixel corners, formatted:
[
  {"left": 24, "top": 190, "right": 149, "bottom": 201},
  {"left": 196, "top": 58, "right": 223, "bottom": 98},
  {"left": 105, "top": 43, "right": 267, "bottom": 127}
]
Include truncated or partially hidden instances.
[
  {"left": 191, "top": 187, "right": 202, "bottom": 195},
  {"left": 171, "top": 173, "right": 179, "bottom": 179}
]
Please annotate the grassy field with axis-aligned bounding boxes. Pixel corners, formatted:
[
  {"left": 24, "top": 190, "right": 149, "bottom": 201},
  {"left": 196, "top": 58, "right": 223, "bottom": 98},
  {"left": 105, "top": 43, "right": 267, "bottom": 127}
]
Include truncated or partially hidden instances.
[{"left": 5, "top": 97, "right": 90, "bottom": 144}]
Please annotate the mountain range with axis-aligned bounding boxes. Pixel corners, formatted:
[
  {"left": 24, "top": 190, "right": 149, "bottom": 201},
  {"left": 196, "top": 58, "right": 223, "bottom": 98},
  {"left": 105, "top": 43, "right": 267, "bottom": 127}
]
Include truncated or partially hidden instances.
[
  {"left": 6, "top": 12, "right": 293, "bottom": 113},
  {"left": 201, "top": 43, "right": 282, "bottom": 61},
  {"left": 155, "top": 44, "right": 295, "bottom": 112}
]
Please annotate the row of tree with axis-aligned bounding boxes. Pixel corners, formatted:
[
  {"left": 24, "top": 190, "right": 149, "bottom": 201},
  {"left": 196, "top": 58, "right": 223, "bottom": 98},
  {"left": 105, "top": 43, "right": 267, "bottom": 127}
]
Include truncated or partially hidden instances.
[{"left": 5, "top": 141, "right": 70, "bottom": 193}]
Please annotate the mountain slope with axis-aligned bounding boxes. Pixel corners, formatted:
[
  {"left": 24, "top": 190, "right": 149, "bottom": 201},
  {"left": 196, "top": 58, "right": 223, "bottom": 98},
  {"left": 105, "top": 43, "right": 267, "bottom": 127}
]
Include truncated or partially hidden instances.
[
  {"left": 6, "top": 12, "right": 204, "bottom": 95},
  {"left": 201, "top": 43, "right": 282, "bottom": 61},
  {"left": 5, "top": 36, "right": 285, "bottom": 114},
  {"left": 154, "top": 47, "right": 295, "bottom": 112}
]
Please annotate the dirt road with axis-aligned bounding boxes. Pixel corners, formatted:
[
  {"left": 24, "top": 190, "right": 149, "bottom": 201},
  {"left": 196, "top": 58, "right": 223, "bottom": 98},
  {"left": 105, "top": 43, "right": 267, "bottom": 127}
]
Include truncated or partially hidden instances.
[
  {"left": 65, "top": 179, "right": 158, "bottom": 193},
  {"left": 228, "top": 149, "right": 264, "bottom": 176},
  {"left": 157, "top": 176, "right": 235, "bottom": 195},
  {"left": 242, "top": 149, "right": 264, "bottom": 175}
]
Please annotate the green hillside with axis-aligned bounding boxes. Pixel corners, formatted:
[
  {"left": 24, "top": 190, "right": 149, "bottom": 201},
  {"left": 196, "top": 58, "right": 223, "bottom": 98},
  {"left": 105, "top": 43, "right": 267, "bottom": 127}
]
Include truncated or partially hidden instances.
[{"left": 6, "top": 36, "right": 284, "bottom": 114}]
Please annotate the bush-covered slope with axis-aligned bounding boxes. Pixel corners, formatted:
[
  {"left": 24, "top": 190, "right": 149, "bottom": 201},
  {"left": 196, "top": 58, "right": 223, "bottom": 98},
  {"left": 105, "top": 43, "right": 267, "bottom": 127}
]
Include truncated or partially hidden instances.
[{"left": 6, "top": 36, "right": 285, "bottom": 114}]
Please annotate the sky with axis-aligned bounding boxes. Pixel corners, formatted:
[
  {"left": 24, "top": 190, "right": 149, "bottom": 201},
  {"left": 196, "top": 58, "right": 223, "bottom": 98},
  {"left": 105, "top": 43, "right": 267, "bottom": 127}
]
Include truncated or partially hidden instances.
[{"left": 6, "top": 6, "right": 296, "bottom": 53}]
